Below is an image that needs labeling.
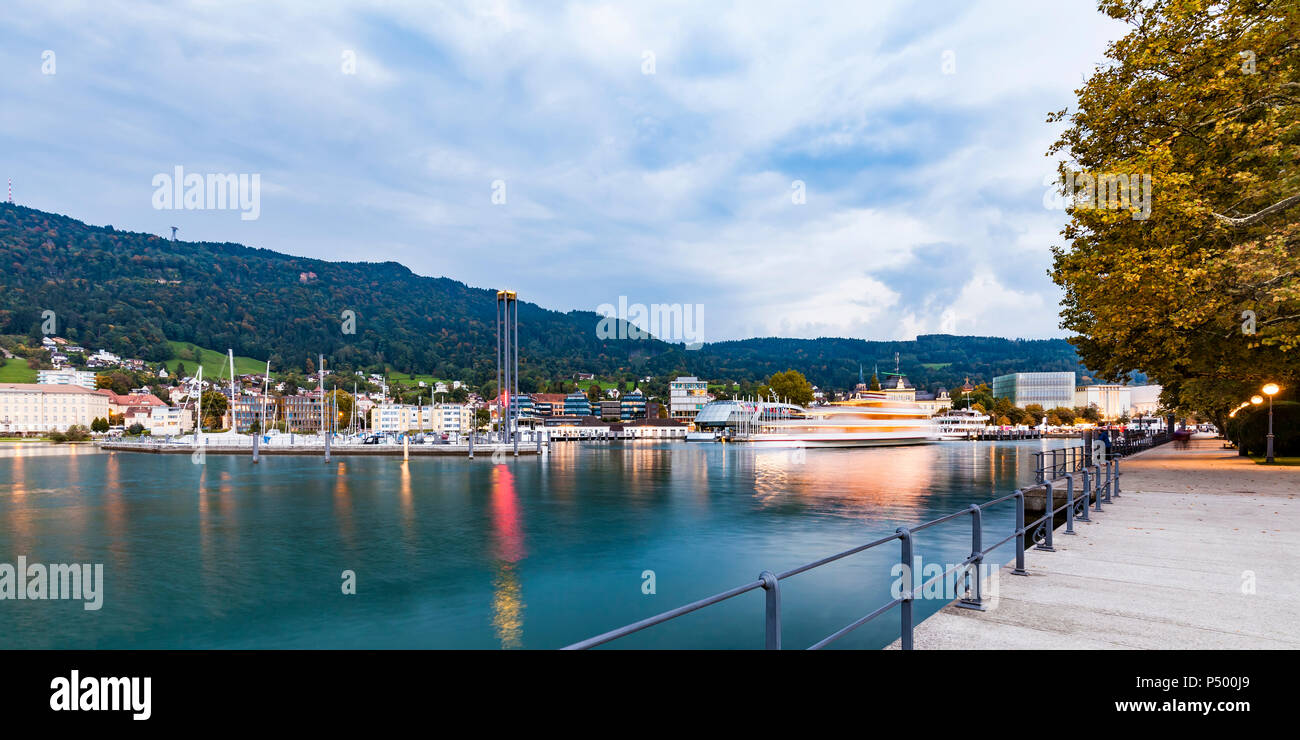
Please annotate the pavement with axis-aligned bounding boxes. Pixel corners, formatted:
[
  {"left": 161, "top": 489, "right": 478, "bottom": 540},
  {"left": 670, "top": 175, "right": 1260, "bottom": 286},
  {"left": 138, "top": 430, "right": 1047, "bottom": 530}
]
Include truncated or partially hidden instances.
[{"left": 893, "top": 437, "right": 1300, "bottom": 649}]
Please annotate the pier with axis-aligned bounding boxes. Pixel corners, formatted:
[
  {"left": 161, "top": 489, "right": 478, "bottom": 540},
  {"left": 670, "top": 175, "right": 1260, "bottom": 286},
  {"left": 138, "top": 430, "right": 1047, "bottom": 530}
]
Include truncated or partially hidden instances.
[
  {"left": 896, "top": 437, "right": 1300, "bottom": 649},
  {"left": 99, "top": 438, "right": 546, "bottom": 457}
]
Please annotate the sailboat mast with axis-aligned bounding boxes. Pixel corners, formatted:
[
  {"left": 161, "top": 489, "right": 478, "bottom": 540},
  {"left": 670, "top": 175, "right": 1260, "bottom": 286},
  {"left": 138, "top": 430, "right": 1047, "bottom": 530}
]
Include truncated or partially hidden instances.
[{"left": 225, "top": 349, "right": 234, "bottom": 431}]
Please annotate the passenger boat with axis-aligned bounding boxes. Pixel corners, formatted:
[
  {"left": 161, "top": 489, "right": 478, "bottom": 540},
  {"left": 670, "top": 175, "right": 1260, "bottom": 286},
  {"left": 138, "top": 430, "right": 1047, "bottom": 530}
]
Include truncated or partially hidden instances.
[
  {"left": 691, "top": 392, "right": 937, "bottom": 448},
  {"left": 932, "top": 406, "right": 991, "bottom": 440}
]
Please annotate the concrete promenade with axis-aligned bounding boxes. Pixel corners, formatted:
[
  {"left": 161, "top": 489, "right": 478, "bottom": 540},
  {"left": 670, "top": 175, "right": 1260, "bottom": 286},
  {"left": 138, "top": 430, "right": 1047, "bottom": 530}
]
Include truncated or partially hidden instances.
[{"left": 899, "top": 437, "right": 1300, "bottom": 649}]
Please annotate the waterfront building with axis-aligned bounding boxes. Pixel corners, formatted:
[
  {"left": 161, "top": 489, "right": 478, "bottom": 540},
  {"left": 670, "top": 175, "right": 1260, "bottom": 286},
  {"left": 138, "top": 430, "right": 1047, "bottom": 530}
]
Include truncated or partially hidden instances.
[
  {"left": 544, "top": 415, "right": 610, "bottom": 440},
  {"left": 142, "top": 405, "right": 194, "bottom": 436},
  {"left": 1128, "top": 385, "right": 1163, "bottom": 417},
  {"left": 915, "top": 388, "right": 952, "bottom": 415},
  {"left": 370, "top": 402, "right": 473, "bottom": 435},
  {"left": 434, "top": 403, "right": 473, "bottom": 434},
  {"left": 992, "top": 372, "right": 1075, "bottom": 408},
  {"left": 1074, "top": 384, "right": 1132, "bottom": 421},
  {"left": 510, "top": 394, "right": 534, "bottom": 418},
  {"left": 230, "top": 394, "right": 278, "bottom": 430},
  {"left": 564, "top": 391, "right": 592, "bottom": 416},
  {"left": 529, "top": 393, "right": 567, "bottom": 417},
  {"left": 879, "top": 375, "right": 916, "bottom": 403},
  {"left": 669, "top": 376, "right": 712, "bottom": 422},
  {"left": 615, "top": 418, "right": 690, "bottom": 439},
  {"left": 371, "top": 403, "right": 422, "bottom": 433},
  {"left": 597, "top": 400, "right": 622, "bottom": 420},
  {"left": 0, "top": 383, "right": 111, "bottom": 434},
  {"left": 96, "top": 389, "right": 168, "bottom": 423},
  {"left": 282, "top": 393, "right": 324, "bottom": 432},
  {"left": 621, "top": 389, "right": 646, "bottom": 419},
  {"left": 36, "top": 368, "right": 98, "bottom": 389}
]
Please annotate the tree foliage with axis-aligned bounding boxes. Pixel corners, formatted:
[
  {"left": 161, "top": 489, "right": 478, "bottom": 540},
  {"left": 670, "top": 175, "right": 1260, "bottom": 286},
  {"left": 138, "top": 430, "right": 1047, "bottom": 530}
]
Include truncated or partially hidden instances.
[{"left": 1050, "top": 0, "right": 1300, "bottom": 428}]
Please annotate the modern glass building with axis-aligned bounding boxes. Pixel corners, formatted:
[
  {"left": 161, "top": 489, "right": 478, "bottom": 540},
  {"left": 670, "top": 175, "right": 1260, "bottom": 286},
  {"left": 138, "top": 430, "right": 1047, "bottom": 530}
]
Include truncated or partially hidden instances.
[
  {"left": 992, "top": 372, "right": 1075, "bottom": 409},
  {"left": 563, "top": 391, "right": 592, "bottom": 416},
  {"left": 620, "top": 389, "right": 646, "bottom": 419}
]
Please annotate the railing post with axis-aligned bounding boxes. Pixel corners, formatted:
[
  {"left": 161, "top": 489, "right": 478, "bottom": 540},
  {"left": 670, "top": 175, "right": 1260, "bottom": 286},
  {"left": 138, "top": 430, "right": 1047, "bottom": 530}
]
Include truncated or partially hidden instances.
[
  {"left": 1103, "top": 459, "right": 1113, "bottom": 503},
  {"left": 1093, "top": 465, "right": 1103, "bottom": 512},
  {"left": 1080, "top": 467, "right": 1091, "bottom": 521},
  {"left": 958, "top": 505, "right": 987, "bottom": 611},
  {"left": 759, "top": 570, "right": 781, "bottom": 650},
  {"left": 1113, "top": 458, "right": 1121, "bottom": 498},
  {"left": 898, "top": 527, "right": 915, "bottom": 649},
  {"left": 1063, "top": 473, "right": 1076, "bottom": 534},
  {"left": 1012, "top": 491, "right": 1028, "bottom": 576},
  {"left": 1035, "top": 480, "right": 1056, "bottom": 551}
]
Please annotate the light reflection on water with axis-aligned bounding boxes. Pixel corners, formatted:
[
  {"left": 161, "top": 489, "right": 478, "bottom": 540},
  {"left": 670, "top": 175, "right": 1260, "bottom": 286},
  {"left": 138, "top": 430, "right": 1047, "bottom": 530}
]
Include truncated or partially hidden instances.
[{"left": 0, "top": 439, "right": 1071, "bottom": 649}]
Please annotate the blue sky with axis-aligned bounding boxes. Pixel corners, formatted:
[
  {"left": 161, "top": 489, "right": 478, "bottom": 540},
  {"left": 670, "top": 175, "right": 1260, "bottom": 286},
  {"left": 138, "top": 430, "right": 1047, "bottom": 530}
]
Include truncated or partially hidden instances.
[{"left": 1, "top": 0, "right": 1126, "bottom": 342}]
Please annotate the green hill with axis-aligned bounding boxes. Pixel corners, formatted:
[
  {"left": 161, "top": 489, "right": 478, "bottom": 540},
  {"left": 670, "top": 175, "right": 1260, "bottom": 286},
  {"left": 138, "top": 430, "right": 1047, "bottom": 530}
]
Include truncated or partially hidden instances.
[
  {"left": 164, "top": 342, "right": 267, "bottom": 380},
  {"left": 0, "top": 357, "right": 37, "bottom": 383},
  {"left": 0, "top": 204, "right": 1087, "bottom": 390}
]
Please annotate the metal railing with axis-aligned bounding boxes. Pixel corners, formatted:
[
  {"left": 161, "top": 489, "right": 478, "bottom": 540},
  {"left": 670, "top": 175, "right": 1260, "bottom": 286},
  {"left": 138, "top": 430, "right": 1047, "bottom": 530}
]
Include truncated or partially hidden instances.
[
  {"left": 564, "top": 446, "right": 1122, "bottom": 650},
  {"left": 1034, "top": 446, "right": 1088, "bottom": 484},
  {"left": 1109, "top": 430, "right": 1171, "bottom": 458}
]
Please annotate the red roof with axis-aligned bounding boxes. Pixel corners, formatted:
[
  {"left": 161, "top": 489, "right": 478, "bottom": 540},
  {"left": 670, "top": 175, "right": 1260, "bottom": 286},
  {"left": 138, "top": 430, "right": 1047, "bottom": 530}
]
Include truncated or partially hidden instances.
[{"left": 96, "top": 389, "right": 166, "bottom": 406}]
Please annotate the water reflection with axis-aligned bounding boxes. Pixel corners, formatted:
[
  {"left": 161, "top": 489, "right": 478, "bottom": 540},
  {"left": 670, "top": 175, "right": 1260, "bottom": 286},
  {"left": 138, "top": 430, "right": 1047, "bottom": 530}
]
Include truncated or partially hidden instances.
[
  {"left": 490, "top": 465, "right": 525, "bottom": 648},
  {"left": 334, "top": 461, "right": 354, "bottom": 549}
]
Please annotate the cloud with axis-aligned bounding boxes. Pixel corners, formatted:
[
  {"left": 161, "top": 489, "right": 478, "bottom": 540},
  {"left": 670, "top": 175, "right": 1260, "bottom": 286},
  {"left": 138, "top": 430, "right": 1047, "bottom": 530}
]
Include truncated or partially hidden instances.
[{"left": 0, "top": 0, "right": 1126, "bottom": 342}]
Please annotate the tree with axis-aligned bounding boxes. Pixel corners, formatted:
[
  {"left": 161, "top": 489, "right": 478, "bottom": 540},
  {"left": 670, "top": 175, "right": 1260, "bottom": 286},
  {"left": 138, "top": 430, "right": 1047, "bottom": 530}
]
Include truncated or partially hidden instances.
[
  {"left": 326, "top": 389, "right": 354, "bottom": 431},
  {"left": 587, "top": 383, "right": 602, "bottom": 402},
  {"left": 1023, "top": 403, "right": 1047, "bottom": 425},
  {"left": 765, "top": 369, "right": 815, "bottom": 406},
  {"left": 869, "top": 373, "right": 881, "bottom": 391},
  {"left": 200, "top": 390, "right": 228, "bottom": 430},
  {"left": 1050, "top": 0, "right": 1299, "bottom": 430},
  {"left": 474, "top": 407, "right": 491, "bottom": 431}
]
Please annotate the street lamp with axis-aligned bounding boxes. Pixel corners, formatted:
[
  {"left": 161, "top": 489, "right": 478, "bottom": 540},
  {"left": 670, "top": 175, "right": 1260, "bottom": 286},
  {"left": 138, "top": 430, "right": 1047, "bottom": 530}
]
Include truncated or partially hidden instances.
[{"left": 1263, "top": 383, "right": 1281, "bottom": 463}]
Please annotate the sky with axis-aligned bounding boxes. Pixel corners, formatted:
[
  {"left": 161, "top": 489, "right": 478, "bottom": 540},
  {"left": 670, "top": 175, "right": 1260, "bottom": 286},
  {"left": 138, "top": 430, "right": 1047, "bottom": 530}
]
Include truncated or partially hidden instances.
[{"left": 0, "top": 0, "right": 1127, "bottom": 344}]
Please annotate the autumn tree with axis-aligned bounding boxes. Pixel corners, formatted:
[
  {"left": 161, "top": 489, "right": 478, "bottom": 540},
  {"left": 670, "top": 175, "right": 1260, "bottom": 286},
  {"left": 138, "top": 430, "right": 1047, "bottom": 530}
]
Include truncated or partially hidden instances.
[
  {"left": 763, "top": 369, "right": 815, "bottom": 406},
  {"left": 1050, "top": 0, "right": 1299, "bottom": 430}
]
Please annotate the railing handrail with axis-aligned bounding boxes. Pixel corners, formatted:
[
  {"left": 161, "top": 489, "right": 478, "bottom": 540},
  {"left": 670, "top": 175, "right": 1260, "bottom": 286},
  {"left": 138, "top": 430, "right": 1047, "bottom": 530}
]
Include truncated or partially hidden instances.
[{"left": 564, "top": 446, "right": 1123, "bottom": 650}]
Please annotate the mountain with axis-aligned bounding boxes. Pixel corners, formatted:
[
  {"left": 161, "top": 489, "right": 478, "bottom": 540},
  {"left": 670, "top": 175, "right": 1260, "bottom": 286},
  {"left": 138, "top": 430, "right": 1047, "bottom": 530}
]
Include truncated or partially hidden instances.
[{"left": 0, "top": 204, "right": 1086, "bottom": 390}]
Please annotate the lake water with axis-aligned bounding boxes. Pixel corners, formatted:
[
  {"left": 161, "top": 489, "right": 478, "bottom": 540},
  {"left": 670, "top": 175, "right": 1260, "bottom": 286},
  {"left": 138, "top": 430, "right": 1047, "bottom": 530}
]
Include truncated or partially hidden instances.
[{"left": 0, "top": 439, "right": 1070, "bottom": 649}]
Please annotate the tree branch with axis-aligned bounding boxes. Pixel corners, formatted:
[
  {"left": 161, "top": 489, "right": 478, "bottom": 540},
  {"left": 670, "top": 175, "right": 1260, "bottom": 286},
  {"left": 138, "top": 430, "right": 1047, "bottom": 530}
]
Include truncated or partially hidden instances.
[{"left": 1212, "top": 193, "right": 1300, "bottom": 227}]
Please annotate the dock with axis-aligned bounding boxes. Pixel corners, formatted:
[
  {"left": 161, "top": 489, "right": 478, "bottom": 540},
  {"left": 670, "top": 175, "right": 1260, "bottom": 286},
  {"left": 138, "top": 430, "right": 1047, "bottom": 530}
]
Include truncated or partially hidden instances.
[
  {"left": 99, "top": 440, "right": 545, "bottom": 457},
  {"left": 894, "top": 438, "right": 1300, "bottom": 649}
]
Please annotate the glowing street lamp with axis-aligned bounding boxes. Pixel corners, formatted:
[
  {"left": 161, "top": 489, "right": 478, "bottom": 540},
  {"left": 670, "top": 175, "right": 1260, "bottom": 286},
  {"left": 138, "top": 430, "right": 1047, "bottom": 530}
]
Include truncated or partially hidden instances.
[{"left": 1263, "top": 383, "right": 1281, "bottom": 463}]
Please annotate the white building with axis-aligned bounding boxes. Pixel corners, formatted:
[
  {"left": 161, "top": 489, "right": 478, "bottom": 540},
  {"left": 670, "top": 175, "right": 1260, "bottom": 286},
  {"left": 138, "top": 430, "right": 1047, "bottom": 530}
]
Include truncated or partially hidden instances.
[
  {"left": 0, "top": 384, "right": 111, "bottom": 434},
  {"left": 669, "top": 376, "right": 712, "bottom": 422},
  {"left": 143, "top": 406, "right": 194, "bottom": 436},
  {"left": 1127, "top": 385, "right": 1163, "bottom": 417},
  {"left": 1074, "top": 384, "right": 1133, "bottom": 421},
  {"left": 370, "top": 403, "right": 473, "bottom": 434},
  {"left": 37, "top": 368, "right": 98, "bottom": 389}
]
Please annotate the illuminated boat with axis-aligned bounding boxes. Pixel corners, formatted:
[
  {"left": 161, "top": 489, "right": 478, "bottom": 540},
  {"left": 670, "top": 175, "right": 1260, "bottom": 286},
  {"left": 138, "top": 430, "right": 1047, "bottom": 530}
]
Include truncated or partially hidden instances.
[{"left": 691, "top": 393, "right": 937, "bottom": 448}]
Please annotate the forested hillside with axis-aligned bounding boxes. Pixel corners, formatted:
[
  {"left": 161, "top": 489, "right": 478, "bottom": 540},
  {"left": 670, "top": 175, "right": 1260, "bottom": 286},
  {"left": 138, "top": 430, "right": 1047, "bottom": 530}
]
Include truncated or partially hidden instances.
[{"left": 0, "top": 204, "right": 1086, "bottom": 389}]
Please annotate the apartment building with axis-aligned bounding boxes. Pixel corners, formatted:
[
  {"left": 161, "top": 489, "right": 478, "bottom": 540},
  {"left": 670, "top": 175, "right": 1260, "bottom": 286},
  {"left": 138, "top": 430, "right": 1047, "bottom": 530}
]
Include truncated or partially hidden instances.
[
  {"left": 669, "top": 376, "right": 712, "bottom": 421},
  {"left": 36, "top": 368, "right": 98, "bottom": 390},
  {"left": 0, "top": 383, "right": 111, "bottom": 434}
]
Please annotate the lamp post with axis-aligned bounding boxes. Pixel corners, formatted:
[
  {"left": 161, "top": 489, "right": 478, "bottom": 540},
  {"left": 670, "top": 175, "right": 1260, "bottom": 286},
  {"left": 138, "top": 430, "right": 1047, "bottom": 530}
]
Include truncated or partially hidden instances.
[{"left": 1263, "top": 383, "right": 1280, "bottom": 464}]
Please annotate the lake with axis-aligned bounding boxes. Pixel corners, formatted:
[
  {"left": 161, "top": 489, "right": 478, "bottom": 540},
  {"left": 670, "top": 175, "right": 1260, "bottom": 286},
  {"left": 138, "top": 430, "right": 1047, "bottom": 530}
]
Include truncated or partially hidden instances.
[{"left": 0, "top": 439, "right": 1071, "bottom": 649}]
